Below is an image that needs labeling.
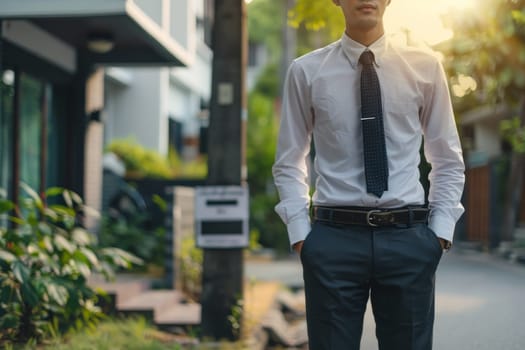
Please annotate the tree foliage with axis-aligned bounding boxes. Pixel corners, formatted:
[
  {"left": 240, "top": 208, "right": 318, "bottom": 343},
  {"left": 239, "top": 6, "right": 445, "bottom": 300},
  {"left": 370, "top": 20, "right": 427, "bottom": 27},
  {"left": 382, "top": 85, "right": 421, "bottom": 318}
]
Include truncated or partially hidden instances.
[
  {"left": 245, "top": 63, "right": 289, "bottom": 252},
  {"left": 440, "top": 0, "right": 525, "bottom": 133},
  {"left": 441, "top": 0, "right": 525, "bottom": 241},
  {"left": 289, "top": 0, "right": 344, "bottom": 41},
  {"left": 247, "top": 1, "right": 294, "bottom": 253},
  {"left": 247, "top": 0, "right": 285, "bottom": 62}
]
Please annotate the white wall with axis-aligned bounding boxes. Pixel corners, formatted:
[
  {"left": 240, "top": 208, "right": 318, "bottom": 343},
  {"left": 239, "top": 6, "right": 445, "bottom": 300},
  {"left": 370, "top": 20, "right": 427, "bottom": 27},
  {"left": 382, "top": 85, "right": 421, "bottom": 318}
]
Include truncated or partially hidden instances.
[
  {"left": 171, "top": 42, "right": 212, "bottom": 99},
  {"left": 474, "top": 123, "right": 502, "bottom": 159},
  {"left": 104, "top": 57, "right": 209, "bottom": 155},
  {"left": 169, "top": 83, "right": 191, "bottom": 119},
  {"left": 171, "top": 0, "right": 195, "bottom": 52},
  {"left": 104, "top": 0, "right": 210, "bottom": 157},
  {"left": 104, "top": 68, "right": 163, "bottom": 151},
  {"left": 169, "top": 40, "right": 212, "bottom": 140},
  {"left": 158, "top": 68, "right": 171, "bottom": 154},
  {"left": 133, "top": 0, "right": 163, "bottom": 26}
]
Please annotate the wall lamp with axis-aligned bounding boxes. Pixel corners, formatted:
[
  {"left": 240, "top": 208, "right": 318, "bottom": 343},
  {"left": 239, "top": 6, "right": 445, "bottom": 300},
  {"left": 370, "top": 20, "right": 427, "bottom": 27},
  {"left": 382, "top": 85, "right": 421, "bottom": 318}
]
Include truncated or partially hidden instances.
[{"left": 87, "top": 32, "right": 115, "bottom": 54}]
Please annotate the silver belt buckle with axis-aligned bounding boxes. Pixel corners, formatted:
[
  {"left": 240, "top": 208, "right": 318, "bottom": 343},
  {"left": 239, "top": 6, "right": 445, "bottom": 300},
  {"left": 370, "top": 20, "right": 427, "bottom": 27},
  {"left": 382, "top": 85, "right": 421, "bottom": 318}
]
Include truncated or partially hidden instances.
[
  {"left": 366, "top": 209, "right": 381, "bottom": 227},
  {"left": 366, "top": 210, "right": 395, "bottom": 227}
]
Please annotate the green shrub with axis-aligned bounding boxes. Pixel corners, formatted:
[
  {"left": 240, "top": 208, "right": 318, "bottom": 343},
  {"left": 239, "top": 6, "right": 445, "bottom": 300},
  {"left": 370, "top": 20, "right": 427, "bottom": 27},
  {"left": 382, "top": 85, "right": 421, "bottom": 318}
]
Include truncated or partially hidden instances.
[
  {"left": 98, "top": 199, "right": 166, "bottom": 270},
  {"left": 106, "top": 138, "right": 207, "bottom": 180},
  {"left": 0, "top": 184, "right": 142, "bottom": 344},
  {"left": 107, "top": 139, "right": 173, "bottom": 179},
  {"left": 167, "top": 146, "right": 207, "bottom": 179}
]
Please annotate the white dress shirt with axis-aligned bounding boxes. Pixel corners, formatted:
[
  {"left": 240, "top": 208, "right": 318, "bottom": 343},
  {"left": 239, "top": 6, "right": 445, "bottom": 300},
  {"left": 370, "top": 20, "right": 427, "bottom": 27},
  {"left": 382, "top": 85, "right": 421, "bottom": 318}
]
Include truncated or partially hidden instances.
[{"left": 272, "top": 33, "right": 465, "bottom": 246}]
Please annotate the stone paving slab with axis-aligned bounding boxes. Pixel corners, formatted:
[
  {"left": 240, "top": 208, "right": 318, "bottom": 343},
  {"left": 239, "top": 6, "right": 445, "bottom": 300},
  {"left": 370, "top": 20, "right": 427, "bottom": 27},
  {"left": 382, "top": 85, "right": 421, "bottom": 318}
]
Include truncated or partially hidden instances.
[
  {"left": 155, "top": 302, "right": 201, "bottom": 326},
  {"left": 118, "top": 290, "right": 183, "bottom": 319}
]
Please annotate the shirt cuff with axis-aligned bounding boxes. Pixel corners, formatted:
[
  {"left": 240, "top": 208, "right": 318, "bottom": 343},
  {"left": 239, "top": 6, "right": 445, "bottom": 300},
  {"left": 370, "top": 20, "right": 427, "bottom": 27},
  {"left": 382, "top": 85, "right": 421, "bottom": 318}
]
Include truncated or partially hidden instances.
[
  {"left": 428, "top": 213, "right": 456, "bottom": 243},
  {"left": 286, "top": 213, "right": 311, "bottom": 247}
]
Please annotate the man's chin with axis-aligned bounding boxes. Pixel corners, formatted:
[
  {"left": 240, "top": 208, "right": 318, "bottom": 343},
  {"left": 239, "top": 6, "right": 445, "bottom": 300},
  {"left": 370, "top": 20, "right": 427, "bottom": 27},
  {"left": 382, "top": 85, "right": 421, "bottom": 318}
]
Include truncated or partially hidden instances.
[{"left": 350, "top": 19, "right": 380, "bottom": 32}]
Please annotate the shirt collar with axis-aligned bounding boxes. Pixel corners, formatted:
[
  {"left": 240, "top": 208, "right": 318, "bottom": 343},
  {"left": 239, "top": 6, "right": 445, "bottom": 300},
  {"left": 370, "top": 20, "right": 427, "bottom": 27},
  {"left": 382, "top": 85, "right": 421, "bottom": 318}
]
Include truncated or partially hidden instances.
[{"left": 340, "top": 33, "right": 388, "bottom": 69}]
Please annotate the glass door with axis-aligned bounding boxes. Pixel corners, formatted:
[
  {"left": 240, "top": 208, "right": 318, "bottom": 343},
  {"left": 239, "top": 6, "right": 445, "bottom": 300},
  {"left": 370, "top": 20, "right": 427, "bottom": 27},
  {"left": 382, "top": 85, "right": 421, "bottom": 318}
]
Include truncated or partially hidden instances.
[
  {"left": 0, "top": 67, "right": 67, "bottom": 206},
  {"left": 0, "top": 70, "right": 14, "bottom": 200},
  {"left": 19, "top": 73, "right": 44, "bottom": 194}
]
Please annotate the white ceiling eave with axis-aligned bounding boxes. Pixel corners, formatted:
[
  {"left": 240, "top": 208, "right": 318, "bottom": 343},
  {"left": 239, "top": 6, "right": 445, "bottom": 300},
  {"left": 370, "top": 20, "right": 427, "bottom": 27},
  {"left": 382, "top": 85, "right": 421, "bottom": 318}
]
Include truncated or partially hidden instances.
[{"left": 0, "top": 0, "right": 194, "bottom": 67}]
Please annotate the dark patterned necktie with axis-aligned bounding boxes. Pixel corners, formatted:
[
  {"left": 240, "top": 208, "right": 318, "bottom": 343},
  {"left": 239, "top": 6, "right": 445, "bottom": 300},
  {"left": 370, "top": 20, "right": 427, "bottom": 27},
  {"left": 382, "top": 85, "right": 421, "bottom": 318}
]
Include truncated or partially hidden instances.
[{"left": 359, "top": 50, "right": 388, "bottom": 197}]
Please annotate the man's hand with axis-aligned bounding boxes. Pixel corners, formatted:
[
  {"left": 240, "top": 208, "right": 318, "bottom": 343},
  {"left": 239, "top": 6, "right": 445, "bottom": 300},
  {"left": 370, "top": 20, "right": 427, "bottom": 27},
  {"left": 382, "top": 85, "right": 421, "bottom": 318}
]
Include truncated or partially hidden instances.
[
  {"left": 438, "top": 238, "right": 451, "bottom": 250},
  {"left": 293, "top": 240, "right": 304, "bottom": 254}
]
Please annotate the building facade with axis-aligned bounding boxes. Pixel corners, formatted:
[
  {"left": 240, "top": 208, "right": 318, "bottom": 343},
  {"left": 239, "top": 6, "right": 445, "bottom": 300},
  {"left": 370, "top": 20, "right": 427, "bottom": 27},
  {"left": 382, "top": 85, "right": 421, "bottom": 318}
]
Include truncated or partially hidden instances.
[
  {"left": 103, "top": 0, "right": 213, "bottom": 160},
  {"left": 0, "top": 0, "right": 197, "bottom": 222}
]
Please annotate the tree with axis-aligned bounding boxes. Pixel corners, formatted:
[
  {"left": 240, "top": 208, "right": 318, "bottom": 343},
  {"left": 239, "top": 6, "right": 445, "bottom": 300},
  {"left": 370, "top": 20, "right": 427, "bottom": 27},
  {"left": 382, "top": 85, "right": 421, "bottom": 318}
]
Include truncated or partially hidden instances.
[
  {"left": 246, "top": 1, "right": 290, "bottom": 253},
  {"left": 247, "top": 0, "right": 285, "bottom": 63},
  {"left": 440, "top": 0, "right": 525, "bottom": 241},
  {"left": 289, "top": 0, "right": 344, "bottom": 41}
]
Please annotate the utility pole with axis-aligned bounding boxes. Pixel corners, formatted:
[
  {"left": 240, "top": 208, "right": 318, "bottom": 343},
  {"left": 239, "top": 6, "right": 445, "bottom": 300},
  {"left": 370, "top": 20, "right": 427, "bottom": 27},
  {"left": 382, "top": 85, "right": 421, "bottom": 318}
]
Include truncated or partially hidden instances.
[{"left": 201, "top": 0, "right": 247, "bottom": 341}]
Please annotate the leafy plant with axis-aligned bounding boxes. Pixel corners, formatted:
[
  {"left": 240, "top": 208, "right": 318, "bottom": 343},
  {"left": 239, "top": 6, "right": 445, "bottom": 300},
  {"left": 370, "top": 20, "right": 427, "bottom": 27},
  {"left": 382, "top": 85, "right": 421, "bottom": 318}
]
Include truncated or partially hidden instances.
[
  {"left": 99, "top": 215, "right": 165, "bottom": 271},
  {"left": 227, "top": 297, "right": 244, "bottom": 340},
  {"left": 0, "top": 184, "right": 142, "bottom": 344},
  {"left": 99, "top": 200, "right": 166, "bottom": 269}
]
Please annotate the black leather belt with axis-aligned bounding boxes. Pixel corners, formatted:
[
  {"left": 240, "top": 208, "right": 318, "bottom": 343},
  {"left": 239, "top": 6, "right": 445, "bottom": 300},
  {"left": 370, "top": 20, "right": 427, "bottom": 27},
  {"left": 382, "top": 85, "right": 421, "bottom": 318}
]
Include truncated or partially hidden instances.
[{"left": 312, "top": 206, "right": 429, "bottom": 227}]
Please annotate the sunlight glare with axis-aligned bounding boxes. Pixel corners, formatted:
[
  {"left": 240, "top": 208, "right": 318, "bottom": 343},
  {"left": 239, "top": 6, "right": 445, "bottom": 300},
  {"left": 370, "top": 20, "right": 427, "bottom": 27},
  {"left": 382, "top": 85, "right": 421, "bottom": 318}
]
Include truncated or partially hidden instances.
[
  {"left": 385, "top": 0, "right": 475, "bottom": 46},
  {"left": 452, "top": 74, "right": 478, "bottom": 97}
]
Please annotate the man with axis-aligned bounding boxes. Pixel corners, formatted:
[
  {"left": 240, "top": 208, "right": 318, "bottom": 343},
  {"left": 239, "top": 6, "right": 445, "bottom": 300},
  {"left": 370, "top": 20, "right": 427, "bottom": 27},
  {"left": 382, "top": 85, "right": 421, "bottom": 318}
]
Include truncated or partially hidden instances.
[{"left": 272, "top": 0, "right": 465, "bottom": 349}]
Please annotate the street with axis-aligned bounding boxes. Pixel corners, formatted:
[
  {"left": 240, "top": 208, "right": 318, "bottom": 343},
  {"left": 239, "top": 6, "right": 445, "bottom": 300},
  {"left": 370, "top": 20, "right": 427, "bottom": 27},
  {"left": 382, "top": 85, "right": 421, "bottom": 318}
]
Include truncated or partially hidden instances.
[
  {"left": 246, "top": 250, "right": 525, "bottom": 349},
  {"left": 433, "top": 251, "right": 525, "bottom": 350}
]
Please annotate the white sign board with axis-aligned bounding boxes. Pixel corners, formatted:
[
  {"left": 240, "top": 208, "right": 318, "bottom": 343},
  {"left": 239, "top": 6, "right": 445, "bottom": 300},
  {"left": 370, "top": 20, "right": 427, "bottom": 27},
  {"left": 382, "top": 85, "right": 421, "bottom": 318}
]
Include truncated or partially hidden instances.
[{"left": 194, "top": 186, "right": 249, "bottom": 248}]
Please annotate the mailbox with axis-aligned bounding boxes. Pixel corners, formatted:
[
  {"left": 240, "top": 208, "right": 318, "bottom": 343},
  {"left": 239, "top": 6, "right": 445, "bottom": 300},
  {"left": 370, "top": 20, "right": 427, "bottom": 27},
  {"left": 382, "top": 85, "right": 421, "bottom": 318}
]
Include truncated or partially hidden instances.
[{"left": 194, "top": 186, "right": 249, "bottom": 248}]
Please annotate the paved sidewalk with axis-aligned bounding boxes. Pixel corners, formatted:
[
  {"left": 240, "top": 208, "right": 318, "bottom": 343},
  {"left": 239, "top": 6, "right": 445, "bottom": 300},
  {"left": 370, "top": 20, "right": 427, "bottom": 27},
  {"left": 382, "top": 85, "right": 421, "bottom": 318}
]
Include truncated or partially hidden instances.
[
  {"left": 246, "top": 249, "right": 525, "bottom": 350},
  {"left": 246, "top": 254, "right": 303, "bottom": 288}
]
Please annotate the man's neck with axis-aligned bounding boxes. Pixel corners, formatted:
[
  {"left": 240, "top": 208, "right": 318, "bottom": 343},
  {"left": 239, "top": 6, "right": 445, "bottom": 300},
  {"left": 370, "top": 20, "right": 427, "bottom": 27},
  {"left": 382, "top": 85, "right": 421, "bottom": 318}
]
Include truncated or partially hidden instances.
[{"left": 345, "top": 27, "right": 384, "bottom": 47}]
